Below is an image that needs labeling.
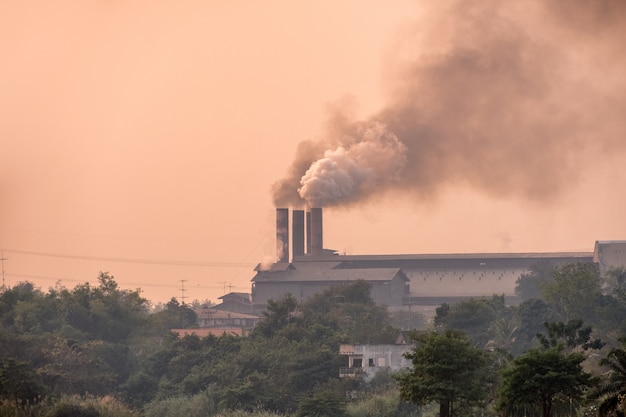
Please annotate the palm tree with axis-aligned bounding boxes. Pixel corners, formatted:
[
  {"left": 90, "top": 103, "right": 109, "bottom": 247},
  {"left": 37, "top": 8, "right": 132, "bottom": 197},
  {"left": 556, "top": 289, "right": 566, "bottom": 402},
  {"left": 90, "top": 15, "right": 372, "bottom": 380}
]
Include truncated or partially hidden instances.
[
  {"left": 588, "top": 337, "right": 626, "bottom": 417},
  {"left": 486, "top": 315, "right": 519, "bottom": 352}
]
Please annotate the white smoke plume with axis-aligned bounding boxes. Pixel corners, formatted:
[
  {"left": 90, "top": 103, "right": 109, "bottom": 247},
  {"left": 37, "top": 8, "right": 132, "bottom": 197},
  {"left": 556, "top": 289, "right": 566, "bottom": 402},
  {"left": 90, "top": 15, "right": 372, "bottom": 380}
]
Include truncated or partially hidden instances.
[{"left": 298, "top": 123, "right": 406, "bottom": 207}]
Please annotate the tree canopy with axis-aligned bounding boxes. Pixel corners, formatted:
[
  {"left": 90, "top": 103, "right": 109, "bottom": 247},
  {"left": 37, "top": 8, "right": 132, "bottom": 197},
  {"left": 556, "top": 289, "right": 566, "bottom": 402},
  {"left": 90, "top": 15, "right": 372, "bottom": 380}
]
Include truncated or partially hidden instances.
[
  {"left": 396, "top": 329, "right": 491, "bottom": 417},
  {"left": 587, "top": 336, "right": 626, "bottom": 417},
  {"left": 4, "top": 263, "right": 626, "bottom": 417},
  {"left": 498, "top": 342, "right": 593, "bottom": 417}
]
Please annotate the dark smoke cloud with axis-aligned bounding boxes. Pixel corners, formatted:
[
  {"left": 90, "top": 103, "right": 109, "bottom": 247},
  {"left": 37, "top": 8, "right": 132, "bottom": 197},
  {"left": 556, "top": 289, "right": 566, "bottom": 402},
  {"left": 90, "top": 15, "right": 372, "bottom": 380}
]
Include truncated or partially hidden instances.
[{"left": 272, "top": 0, "right": 626, "bottom": 208}]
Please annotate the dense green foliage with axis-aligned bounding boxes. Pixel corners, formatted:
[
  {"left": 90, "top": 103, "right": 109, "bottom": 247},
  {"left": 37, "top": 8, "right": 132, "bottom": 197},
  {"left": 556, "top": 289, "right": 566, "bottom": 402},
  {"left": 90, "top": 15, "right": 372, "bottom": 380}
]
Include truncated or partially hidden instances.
[
  {"left": 3, "top": 262, "right": 626, "bottom": 417},
  {"left": 395, "top": 330, "right": 491, "bottom": 417},
  {"left": 0, "top": 276, "right": 399, "bottom": 416},
  {"left": 498, "top": 346, "right": 592, "bottom": 417},
  {"left": 515, "top": 260, "right": 557, "bottom": 302},
  {"left": 435, "top": 295, "right": 508, "bottom": 348},
  {"left": 587, "top": 336, "right": 626, "bottom": 417},
  {"left": 0, "top": 395, "right": 137, "bottom": 417},
  {"left": 436, "top": 262, "right": 626, "bottom": 354}
]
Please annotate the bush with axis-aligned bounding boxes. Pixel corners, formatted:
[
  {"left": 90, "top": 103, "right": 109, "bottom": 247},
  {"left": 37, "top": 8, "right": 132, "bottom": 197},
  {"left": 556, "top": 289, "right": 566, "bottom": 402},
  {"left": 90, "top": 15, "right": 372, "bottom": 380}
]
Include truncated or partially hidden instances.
[
  {"left": 0, "top": 397, "right": 50, "bottom": 417},
  {"left": 346, "top": 391, "right": 421, "bottom": 417},
  {"left": 47, "top": 403, "right": 100, "bottom": 417},
  {"left": 295, "top": 388, "right": 347, "bottom": 417},
  {"left": 142, "top": 393, "right": 288, "bottom": 417},
  {"left": 143, "top": 392, "right": 216, "bottom": 417},
  {"left": 0, "top": 395, "right": 136, "bottom": 417},
  {"left": 216, "top": 411, "right": 285, "bottom": 417}
]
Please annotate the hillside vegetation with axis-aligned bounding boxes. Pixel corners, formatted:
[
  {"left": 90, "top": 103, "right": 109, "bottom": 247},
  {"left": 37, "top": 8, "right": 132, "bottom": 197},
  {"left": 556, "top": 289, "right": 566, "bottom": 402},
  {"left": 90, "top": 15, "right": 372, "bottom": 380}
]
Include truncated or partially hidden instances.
[{"left": 1, "top": 264, "right": 626, "bottom": 417}]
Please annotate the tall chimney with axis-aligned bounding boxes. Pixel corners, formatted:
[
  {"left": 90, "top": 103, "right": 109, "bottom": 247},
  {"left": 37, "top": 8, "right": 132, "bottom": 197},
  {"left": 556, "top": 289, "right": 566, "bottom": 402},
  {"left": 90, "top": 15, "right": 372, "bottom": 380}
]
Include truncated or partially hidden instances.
[
  {"left": 310, "top": 207, "right": 323, "bottom": 256},
  {"left": 276, "top": 208, "right": 289, "bottom": 263},
  {"left": 306, "top": 209, "right": 312, "bottom": 254},
  {"left": 292, "top": 209, "right": 305, "bottom": 258}
]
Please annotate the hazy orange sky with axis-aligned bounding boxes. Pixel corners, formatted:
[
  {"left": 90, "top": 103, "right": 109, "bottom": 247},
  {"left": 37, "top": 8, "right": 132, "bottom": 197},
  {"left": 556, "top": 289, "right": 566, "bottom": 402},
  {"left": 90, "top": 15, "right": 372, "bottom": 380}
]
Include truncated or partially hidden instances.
[{"left": 2, "top": 1, "right": 625, "bottom": 304}]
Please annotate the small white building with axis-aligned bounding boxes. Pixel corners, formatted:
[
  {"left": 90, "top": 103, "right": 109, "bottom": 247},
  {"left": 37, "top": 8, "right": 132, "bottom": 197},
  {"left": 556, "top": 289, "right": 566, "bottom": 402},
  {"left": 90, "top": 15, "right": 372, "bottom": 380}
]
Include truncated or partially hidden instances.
[{"left": 339, "top": 343, "right": 413, "bottom": 381}]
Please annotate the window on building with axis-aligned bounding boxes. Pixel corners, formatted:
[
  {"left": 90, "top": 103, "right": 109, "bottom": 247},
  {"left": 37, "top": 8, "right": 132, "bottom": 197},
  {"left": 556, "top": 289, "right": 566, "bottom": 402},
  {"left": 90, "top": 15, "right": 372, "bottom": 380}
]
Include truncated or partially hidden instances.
[
  {"left": 352, "top": 358, "right": 362, "bottom": 368},
  {"left": 369, "top": 358, "right": 375, "bottom": 367}
]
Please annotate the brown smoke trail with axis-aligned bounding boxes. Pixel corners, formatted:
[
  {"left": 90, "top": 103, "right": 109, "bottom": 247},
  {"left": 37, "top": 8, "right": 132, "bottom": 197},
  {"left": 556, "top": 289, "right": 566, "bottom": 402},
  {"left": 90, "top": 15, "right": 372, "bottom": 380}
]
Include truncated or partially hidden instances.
[{"left": 272, "top": 0, "right": 626, "bottom": 208}]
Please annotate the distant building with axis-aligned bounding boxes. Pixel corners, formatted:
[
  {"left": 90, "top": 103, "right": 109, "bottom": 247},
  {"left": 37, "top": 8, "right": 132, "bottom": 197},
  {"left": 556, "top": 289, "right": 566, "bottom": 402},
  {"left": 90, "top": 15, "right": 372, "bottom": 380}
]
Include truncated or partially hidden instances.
[
  {"left": 251, "top": 262, "right": 409, "bottom": 313},
  {"left": 251, "top": 251, "right": 593, "bottom": 316},
  {"left": 246, "top": 208, "right": 625, "bottom": 317},
  {"left": 594, "top": 240, "right": 626, "bottom": 276},
  {"left": 339, "top": 343, "right": 413, "bottom": 381},
  {"left": 213, "top": 292, "right": 254, "bottom": 315},
  {"left": 171, "top": 328, "right": 249, "bottom": 338},
  {"left": 334, "top": 251, "right": 594, "bottom": 315},
  {"left": 193, "top": 306, "right": 259, "bottom": 329}
]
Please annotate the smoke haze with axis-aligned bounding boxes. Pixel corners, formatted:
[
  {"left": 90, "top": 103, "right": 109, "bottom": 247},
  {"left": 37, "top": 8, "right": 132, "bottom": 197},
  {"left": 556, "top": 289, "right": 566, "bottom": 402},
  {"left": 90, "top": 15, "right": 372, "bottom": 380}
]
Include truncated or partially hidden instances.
[
  {"left": 1, "top": 0, "right": 625, "bottom": 303},
  {"left": 272, "top": 0, "right": 626, "bottom": 208}
]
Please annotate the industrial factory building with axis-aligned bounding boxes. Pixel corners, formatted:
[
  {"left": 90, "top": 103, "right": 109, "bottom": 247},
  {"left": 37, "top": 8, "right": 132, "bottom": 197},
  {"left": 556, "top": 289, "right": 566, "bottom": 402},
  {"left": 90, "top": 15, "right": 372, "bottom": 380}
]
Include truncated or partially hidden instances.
[{"left": 250, "top": 208, "right": 625, "bottom": 316}]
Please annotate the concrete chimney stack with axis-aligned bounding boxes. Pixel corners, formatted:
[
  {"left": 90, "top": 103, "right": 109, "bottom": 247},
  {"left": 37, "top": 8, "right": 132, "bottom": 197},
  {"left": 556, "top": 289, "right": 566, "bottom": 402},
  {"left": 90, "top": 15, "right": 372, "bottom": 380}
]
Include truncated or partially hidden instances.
[
  {"left": 310, "top": 207, "right": 323, "bottom": 256},
  {"left": 276, "top": 208, "right": 289, "bottom": 263},
  {"left": 292, "top": 209, "right": 305, "bottom": 258},
  {"left": 306, "top": 209, "right": 312, "bottom": 254}
]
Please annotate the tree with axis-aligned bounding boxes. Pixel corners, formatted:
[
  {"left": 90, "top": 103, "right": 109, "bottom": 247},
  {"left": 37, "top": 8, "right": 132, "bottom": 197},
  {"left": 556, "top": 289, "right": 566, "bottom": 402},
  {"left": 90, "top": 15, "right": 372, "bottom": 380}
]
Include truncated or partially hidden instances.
[
  {"left": 38, "top": 337, "right": 118, "bottom": 396},
  {"left": 0, "top": 358, "right": 46, "bottom": 400},
  {"left": 536, "top": 319, "right": 604, "bottom": 353},
  {"left": 486, "top": 314, "right": 520, "bottom": 355},
  {"left": 435, "top": 295, "right": 506, "bottom": 347},
  {"left": 295, "top": 385, "right": 347, "bottom": 417},
  {"left": 515, "top": 260, "right": 557, "bottom": 301},
  {"left": 395, "top": 330, "right": 491, "bottom": 417},
  {"left": 513, "top": 298, "right": 557, "bottom": 354},
  {"left": 605, "top": 267, "right": 626, "bottom": 291},
  {"left": 542, "top": 263, "right": 602, "bottom": 323},
  {"left": 252, "top": 293, "right": 300, "bottom": 339},
  {"left": 497, "top": 346, "right": 592, "bottom": 417},
  {"left": 587, "top": 336, "right": 626, "bottom": 417},
  {"left": 210, "top": 282, "right": 397, "bottom": 413},
  {"left": 595, "top": 288, "right": 626, "bottom": 343},
  {"left": 302, "top": 280, "right": 398, "bottom": 344}
]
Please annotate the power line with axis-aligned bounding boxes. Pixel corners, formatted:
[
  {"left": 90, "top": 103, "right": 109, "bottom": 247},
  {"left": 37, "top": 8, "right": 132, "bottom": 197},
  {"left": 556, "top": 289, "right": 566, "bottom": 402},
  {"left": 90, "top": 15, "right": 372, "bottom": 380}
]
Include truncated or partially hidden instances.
[
  {"left": 4, "top": 272, "right": 249, "bottom": 292},
  {"left": 1, "top": 248, "right": 256, "bottom": 268}
]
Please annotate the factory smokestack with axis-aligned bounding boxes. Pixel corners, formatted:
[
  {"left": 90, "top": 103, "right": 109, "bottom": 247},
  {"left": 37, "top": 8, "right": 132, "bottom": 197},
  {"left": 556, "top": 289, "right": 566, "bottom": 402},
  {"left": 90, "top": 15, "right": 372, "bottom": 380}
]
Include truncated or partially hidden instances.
[
  {"left": 310, "top": 207, "right": 323, "bottom": 256},
  {"left": 276, "top": 208, "right": 289, "bottom": 263},
  {"left": 306, "top": 209, "right": 311, "bottom": 254},
  {"left": 292, "top": 209, "right": 305, "bottom": 258}
]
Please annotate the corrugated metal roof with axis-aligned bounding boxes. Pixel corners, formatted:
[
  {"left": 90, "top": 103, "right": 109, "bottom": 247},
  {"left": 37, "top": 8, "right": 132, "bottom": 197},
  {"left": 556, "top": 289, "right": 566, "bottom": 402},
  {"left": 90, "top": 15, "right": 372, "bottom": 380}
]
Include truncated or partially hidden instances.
[
  {"left": 319, "top": 252, "right": 593, "bottom": 261},
  {"left": 325, "top": 253, "right": 593, "bottom": 270},
  {"left": 193, "top": 308, "right": 259, "bottom": 319},
  {"left": 254, "top": 262, "right": 293, "bottom": 272},
  {"left": 252, "top": 267, "right": 408, "bottom": 283}
]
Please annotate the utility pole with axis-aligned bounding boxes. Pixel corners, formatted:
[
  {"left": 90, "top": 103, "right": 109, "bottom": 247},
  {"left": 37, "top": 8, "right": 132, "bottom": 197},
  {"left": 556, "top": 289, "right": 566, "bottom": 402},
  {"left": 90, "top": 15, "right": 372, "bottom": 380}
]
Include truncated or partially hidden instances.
[
  {"left": 219, "top": 281, "right": 233, "bottom": 294},
  {"left": 180, "top": 279, "right": 188, "bottom": 305},
  {"left": 1, "top": 251, "right": 6, "bottom": 289}
]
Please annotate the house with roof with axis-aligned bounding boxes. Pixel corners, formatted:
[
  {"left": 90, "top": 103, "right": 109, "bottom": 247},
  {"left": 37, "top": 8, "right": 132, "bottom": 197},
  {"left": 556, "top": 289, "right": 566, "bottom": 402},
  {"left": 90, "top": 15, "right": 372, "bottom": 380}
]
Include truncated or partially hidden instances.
[
  {"left": 172, "top": 328, "right": 249, "bottom": 338},
  {"left": 212, "top": 292, "right": 254, "bottom": 315},
  {"left": 251, "top": 261, "right": 409, "bottom": 312},
  {"left": 339, "top": 342, "right": 413, "bottom": 381},
  {"left": 193, "top": 306, "right": 260, "bottom": 329}
]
